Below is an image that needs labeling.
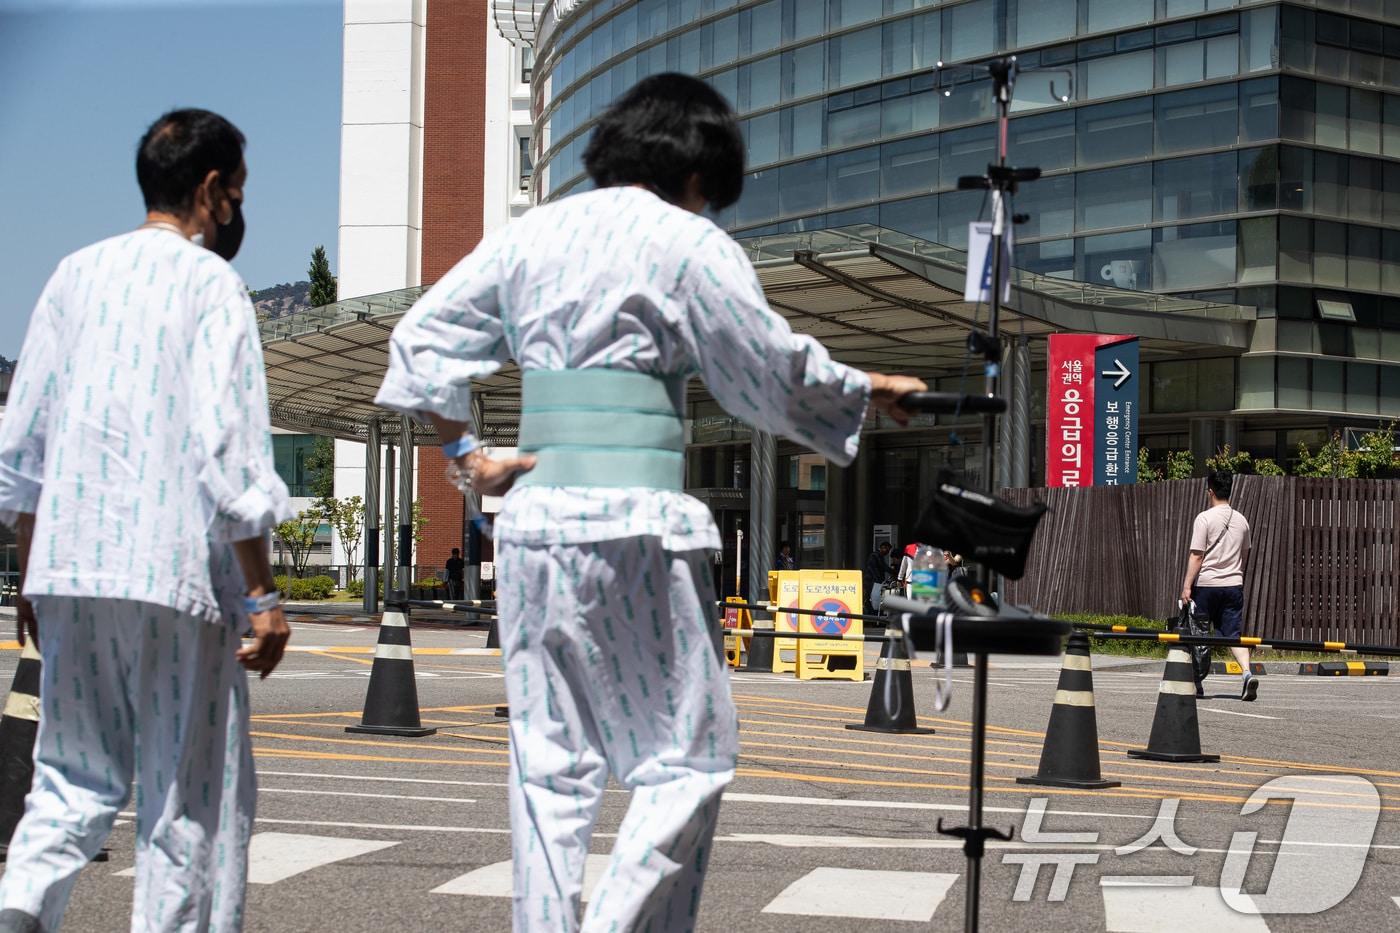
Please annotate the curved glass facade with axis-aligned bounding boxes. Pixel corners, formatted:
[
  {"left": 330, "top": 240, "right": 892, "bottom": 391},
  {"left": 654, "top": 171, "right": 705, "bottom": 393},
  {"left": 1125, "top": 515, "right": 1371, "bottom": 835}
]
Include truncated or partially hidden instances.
[{"left": 535, "top": 1, "right": 1400, "bottom": 325}]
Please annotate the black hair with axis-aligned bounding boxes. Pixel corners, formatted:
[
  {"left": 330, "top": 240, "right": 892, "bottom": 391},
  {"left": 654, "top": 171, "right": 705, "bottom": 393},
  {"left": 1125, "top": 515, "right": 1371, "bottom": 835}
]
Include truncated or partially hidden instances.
[
  {"left": 1207, "top": 469, "right": 1233, "bottom": 501},
  {"left": 136, "top": 109, "right": 245, "bottom": 214},
  {"left": 583, "top": 73, "right": 744, "bottom": 210},
  {"left": 451, "top": 547, "right": 461, "bottom": 554},
  {"left": 878, "top": 541, "right": 891, "bottom": 550}
]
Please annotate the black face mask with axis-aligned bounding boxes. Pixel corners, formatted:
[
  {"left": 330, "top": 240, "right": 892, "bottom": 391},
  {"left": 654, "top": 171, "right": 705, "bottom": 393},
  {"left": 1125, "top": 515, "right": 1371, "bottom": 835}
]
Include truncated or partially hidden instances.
[{"left": 211, "top": 196, "right": 245, "bottom": 262}]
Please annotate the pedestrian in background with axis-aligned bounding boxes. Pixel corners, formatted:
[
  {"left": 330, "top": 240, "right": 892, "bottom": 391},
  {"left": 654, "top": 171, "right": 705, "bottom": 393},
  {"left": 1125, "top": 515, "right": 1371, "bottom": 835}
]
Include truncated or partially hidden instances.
[
  {"left": 0, "top": 109, "right": 291, "bottom": 932},
  {"left": 445, "top": 546, "right": 466, "bottom": 599},
  {"left": 863, "top": 541, "right": 891, "bottom": 612},
  {"left": 375, "top": 73, "right": 925, "bottom": 933},
  {"left": 1180, "top": 470, "right": 1255, "bottom": 701},
  {"left": 774, "top": 541, "right": 797, "bottom": 571}
]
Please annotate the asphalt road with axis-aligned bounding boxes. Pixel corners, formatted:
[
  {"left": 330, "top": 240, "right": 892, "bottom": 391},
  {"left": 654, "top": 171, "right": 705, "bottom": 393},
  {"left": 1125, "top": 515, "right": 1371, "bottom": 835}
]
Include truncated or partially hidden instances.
[{"left": 2, "top": 612, "right": 1399, "bottom": 932}]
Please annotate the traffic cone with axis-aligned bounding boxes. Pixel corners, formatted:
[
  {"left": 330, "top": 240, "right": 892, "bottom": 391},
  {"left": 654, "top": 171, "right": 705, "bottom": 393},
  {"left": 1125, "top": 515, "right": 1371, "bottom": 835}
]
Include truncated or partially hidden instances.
[
  {"left": 346, "top": 600, "right": 437, "bottom": 737},
  {"left": 741, "top": 614, "right": 775, "bottom": 673},
  {"left": 1127, "top": 647, "right": 1219, "bottom": 763},
  {"left": 485, "top": 616, "right": 500, "bottom": 650},
  {"left": 1016, "top": 632, "right": 1120, "bottom": 789},
  {"left": 0, "top": 640, "right": 41, "bottom": 859},
  {"left": 846, "top": 635, "right": 935, "bottom": 734}
]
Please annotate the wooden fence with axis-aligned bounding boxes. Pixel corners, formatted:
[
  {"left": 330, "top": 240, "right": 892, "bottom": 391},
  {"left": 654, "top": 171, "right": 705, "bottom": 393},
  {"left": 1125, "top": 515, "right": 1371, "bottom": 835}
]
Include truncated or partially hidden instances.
[{"left": 999, "top": 477, "right": 1400, "bottom": 646}]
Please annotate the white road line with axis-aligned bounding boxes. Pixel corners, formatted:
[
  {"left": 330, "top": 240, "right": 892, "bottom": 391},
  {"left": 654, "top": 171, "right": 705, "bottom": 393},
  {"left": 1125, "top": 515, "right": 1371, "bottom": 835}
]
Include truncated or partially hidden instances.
[
  {"left": 432, "top": 854, "right": 611, "bottom": 898},
  {"left": 721, "top": 792, "right": 1154, "bottom": 823},
  {"left": 1196, "top": 706, "right": 1280, "bottom": 720},
  {"left": 1100, "top": 881, "right": 1269, "bottom": 932},
  {"left": 258, "top": 770, "right": 517, "bottom": 790},
  {"left": 1392, "top": 895, "right": 1399, "bottom": 912},
  {"left": 761, "top": 867, "right": 958, "bottom": 921},
  {"left": 116, "top": 832, "right": 399, "bottom": 884},
  {"left": 260, "top": 787, "right": 477, "bottom": 805}
]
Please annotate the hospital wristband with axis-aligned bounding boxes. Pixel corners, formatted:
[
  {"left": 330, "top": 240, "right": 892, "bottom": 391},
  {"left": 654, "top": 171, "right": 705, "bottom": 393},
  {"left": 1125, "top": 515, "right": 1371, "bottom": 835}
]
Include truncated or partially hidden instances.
[
  {"left": 441, "top": 434, "right": 479, "bottom": 459},
  {"left": 244, "top": 592, "right": 282, "bottom": 614}
]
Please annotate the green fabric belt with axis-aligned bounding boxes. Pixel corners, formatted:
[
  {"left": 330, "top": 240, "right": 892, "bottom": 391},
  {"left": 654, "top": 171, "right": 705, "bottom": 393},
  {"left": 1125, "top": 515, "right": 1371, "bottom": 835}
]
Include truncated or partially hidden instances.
[{"left": 516, "top": 370, "right": 686, "bottom": 490}]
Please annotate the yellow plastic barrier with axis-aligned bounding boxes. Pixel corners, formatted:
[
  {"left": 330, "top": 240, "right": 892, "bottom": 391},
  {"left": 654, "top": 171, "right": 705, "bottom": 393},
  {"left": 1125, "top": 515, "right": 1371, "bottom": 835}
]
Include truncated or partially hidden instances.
[
  {"left": 795, "top": 569, "right": 864, "bottom": 682},
  {"left": 722, "top": 597, "right": 751, "bottom": 668},
  {"left": 769, "top": 570, "right": 801, "bottom": 674}
]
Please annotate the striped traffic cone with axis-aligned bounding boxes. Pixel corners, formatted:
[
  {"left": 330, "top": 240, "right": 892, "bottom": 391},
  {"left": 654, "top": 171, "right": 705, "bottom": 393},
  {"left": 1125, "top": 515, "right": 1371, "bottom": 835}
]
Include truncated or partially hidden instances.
[
  {"left": 1127, "top": 647, "right": 1220, "bottom": 763},
  {"left": 485, "top": 617, "right": 500, "bottom": 650},
  {"left": 0, "top": 640, "right": 41, "bottom": 859},
  {"left": 346, "top": 600, "right": 437, "bottom": 737},
  {"left": 846, "top": 634, "right": 935, "bottom": 734},
  {"left": 741, "top": 612, "right": 776, "bottom": 673},
  {"left": 1017, "top": 632, "right": 1120, "bottom": 789}
]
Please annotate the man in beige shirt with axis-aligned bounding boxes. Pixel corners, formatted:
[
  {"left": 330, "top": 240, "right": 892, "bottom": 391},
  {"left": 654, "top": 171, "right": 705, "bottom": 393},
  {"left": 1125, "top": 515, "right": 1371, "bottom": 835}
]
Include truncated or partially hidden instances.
[{"left": 1180, "top": 470, "right": 1256, "bottom": 701}]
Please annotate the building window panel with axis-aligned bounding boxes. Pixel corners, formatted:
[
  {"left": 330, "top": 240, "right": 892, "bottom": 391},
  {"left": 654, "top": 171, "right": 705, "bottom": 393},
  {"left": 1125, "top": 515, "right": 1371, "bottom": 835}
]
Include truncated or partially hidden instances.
[
  {"left": 940, "top": 125, "right": 995, "bottom": 190},
  {"left": 1349, "top": 224, "right": 1381, "bottom": 292},
  {"left": 1155, "top": 84, "right": 1238, "bottom": 154},
  {"left": 783, "top": 42, "right": 825, "bottom": 102},
  {"left": 1280, "top": 77, "right": 1316, "bottom": 142},
  {"left": 1313, "top": 220, "right": 1349, "bottom": 288},
  {"left": 745, "top": 0, "right": 782, "bottom": 57},
  {"left": 944, "top": 0, "right": 996, "bottom": 64},
  {"left": 1280, "top": 145, "right": 1313, "bottom": 212},
  {"left": 1082, "top": 49, "right": 1153, "bottom": 101},
  {"left": 1351, "top": 87, "right": 1382, "bottom": 154},
  {"left": 1313, "top": 359, "right": 1345, "bottom": 412},
  {"left": 1239, "top": 216, "right": 1277, "bottom": 284},
  {"left": 881, "top": 134, "right": 939, "bottom": 198},
  {"left": 1076, "top": 164, "right": 1152, "bottom": 232},
  {"left": 1349, "top": 156, "right": 1383, "bottom": 224},
  {"left": 1316, "top": 82, "right": 1348, "bottom": 148},
  {"left": 827, "top": 100, "right": 881, "bottom": 149},
  {"left": 1240, "top": 77, "right": 1279, "bottom": 143},
  {"left": 779, "top": 156, "right": 828, "bottom": 217},
  {"left": 1077, "top": 97, "right": 1154, "bottom": 165},
  {"left": 942, "top": 78, "right": 996, "bottom": 126},
  {"left": 1384, "top": 229, "right": 1400, "bottom": 293},
  {"left": 739, "top": 54, "right": 781, "bottom": 112},
  {"left": 1278, "top": 216, "right": 1312, "bottom": 283},
  {"left": 1348, "top": 363, "right": 1380, "bottom": 415},
  {"left": 828, "top": 147, "right": 881, "bottom": 207},
  {"left": 1381, "top": 366, "right": 1400, "bottom": 418},
  {"left": 736, "top": 167, "right": 779, "bottom": 226},
  {"left": 1239, "top": 146, "right": 1279, "bottom": 211},
  {"left": 1016, "top": 174, "right": 1075, "bottom": 239},
  {"left": 1082, "top": 0, "right": 1152, "bottom": 35},
  {"left": 745, "top": 110, "right": 780, "bottom": 166},
  {"left": 1080, "top": 229, "right": 1153, "bottom": 291},
  {"left": 1154, "top": 221, "right": 1238, "bottom": 291},
  {"left": 1009, "top": 110, "right": 1075, "bottom": 173},
  {"left": 1010, "top": 0, "right": 1074, "bottom": 48},
  {"left": 1155, "top": 152, "right": 1237, "bottom": 223},
  {"left": 1160, "top": 40, "right": 1206, "bottom": 87},
  {"left": 1314, "top": 150, "right": 1347, "bottom": 218},
  {"left": 939, "top": 189, "right": 984, "bottom": 251},
  {"left": 830, "top": 24, "right": 881, "bottom": 89},
  {"left": 880, "top": 193, "right": 939, "bottom": 242},
  {"left": 1238, "top": 356, "right": 1275, "bottom": 410},
  {"left": 1019, "top": 238, "right": 1076, "bottom": 279},
  {"left": 1241, "top": 6, "right": 1279, "bottom": 74}
]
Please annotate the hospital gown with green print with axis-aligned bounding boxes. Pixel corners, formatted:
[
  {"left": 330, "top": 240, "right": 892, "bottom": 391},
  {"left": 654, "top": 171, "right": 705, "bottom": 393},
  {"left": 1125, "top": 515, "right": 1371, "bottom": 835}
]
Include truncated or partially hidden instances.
[
  {"left": 376, "top": 185, "right": 872, "bottom": 932},
  {"left": 0, "top": 228, "right": 290, "bottom": 932}
]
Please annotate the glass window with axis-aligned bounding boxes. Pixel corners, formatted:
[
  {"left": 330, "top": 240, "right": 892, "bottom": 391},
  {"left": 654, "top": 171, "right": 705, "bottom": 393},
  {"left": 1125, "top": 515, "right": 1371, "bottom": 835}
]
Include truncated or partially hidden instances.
[
  {"left": 829, "top": 0, "right": 881, "bottom": 29},
  {"left": 828, "top": 146, "right": 880, "bottom": 207},
  {"left": 1280, "top": 77, "right": 1315, "bottom": 142},
  {"left": 880, "top": 193, "right": 939, "bottom": 241},
  {"left": 1240, "top": 77, "right": 1279, "bottom": 142},
  {"left": 1082, "top": 0, "right": 1152, "bottom": 34},
  {"left": 1384, "top": 94, "right": 1400, "bottom": 156},
  {"left": 1160, "top": 40, "right": 1206, "bottom": 87},
  {"left": 779, "top": 157, "right": 827, "bottom": 217},
  {"left": 1155, "top": 152, "right": 1237, "bottom": 222},
  {"left": 1239, "top": 216, "right": 1277, "bottom": 284},
  {"left": 1156, "top": 84, "right": 1238, "bottom": 153},
  {"left": 941, "top": 78, "right": 995, "bottom": 125},
  {"left": 787, "top": 99, "right": 825, "bottom": 157},
  {"left": 736, "top": 167, "right": 778, "bottom": 226},
  {"left": 944, "top": 0, "right": 996, "bottom": 63},
  {"left": 1386, "top": 162, "right": 1400, "bottom": 225},
  {"left": 1313, "top": 359, "right": 1344, "bottom": 412},
  {"left": 831, "top": 24, "right": 881, "bottom": 89},
  {"left": 881, "top": 135, "right": 939, "bottom": 198},
  {"left": 1278, "top": 216, "right": 1312, "bottom": 282},
  {"left": 883, "top": 16, "right": 913, "bottom": 78},
  {"left": 790, "top": 0, "right": 825, "bottom": 41},
  {"left": 1277, "top": 357, "right": 1309, "bottom": 410},
  {"left": 1280, "top": 145, "right": 1313, "bottom": 211},
  {"left": 1076, "top": 164, "right": 1152, "bottom": 231},
  {"left": 1009, "top": 110, "right": 1075, "bottom": 172},
  {"left": 1011, "top": 0, "right": 1074, "bottom": 47},
  {"left": 1206, "top": 33, "right": 1239, "bottom": 79},
  {"left": 1240, "top": 146, "right": 1278, "bottom": 211},
  {"left": 784, "top": 43, "right": 825, "bottom": 101},
  {"left": 1077, "top": 98, "right": 1154, "bottom": 165},
  {"left": 1384, "top": 229, "right": 1400, "bottom": 294},
  {"left": 1080, "top": 229, "right": 1152, "bottom": 290},
  {"left": 1082, "top": 49, "right": 1153, "bottom": 100},
  {"left": 1315, "top": 82, "right": 1348, "bottom": 148},
  {"left": 1154, "top": 221, "right": 1237, "bottom": 291},
  {"left": 940, "top": 125, "right": 995, "bottom": 190},
  {"left": 1313, "top": 220, "right": 1348, "bottom": 287},
  {"left": 1241, "top": 6, "right": 1279, "bottom": 74},
  {"left": 711, "top": 14, "right": 740, "bottom": 68},
  {"left": 1019, "top": 238, "right": 1076, "bottom": 278},
  {"left": 1349, "top": 156, "right": 1383, "bottom": 224},
  {"left": 1348, "top": 363, "right": 1379, "bottom": 415},
  {"left": 827, "top": 100, "right": 880, "bottom": 148},
  {"left": 1015, "top": 174, "right": 1075, "bottom": 239},
  {"left": 1238, "top": 356, "right": 1275, "bottom": 409},
  {"left": 740, "top": 54, "right": 781, "bottom": 112},
  {"left": 1314, "top": 150, "right": 1347, "bottom": 217},
  {"left": 938, "top": 189, "right": 984, "bottom": 250},
  {"left": 1350, "top": 224, "right": 1381, "bottom": 291},
  {"left": 744, "top": 110, "right": 780, "bottom": 166},
  {"left": 746, "top": 0, "right": 782, "bottom": 56},
  {"left": 1381, "top": 365, "right": 1400, "bottom": 418},
  {"left": 1351, "top": 88, "right": 1382, "bottom": 154}
]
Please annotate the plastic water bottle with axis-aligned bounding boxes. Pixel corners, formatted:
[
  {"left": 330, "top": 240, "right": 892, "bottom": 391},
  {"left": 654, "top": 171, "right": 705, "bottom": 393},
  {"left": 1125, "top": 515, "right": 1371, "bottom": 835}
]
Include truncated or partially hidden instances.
[{"left": 909, "top": 545, "right": 946, "bottom": 605}]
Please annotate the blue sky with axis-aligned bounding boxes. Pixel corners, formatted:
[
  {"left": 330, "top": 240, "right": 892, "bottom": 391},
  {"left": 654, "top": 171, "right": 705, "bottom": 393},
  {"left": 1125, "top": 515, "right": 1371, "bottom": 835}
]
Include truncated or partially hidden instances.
[{"left": 0, "top": 0, "right": 342, "bottom": 356}]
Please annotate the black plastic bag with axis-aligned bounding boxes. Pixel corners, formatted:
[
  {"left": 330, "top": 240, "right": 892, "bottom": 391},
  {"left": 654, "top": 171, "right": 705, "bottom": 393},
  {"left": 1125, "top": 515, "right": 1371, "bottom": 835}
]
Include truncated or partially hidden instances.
[{"left": 1169, "top": 601, "right": 1212, "bottom": 685}]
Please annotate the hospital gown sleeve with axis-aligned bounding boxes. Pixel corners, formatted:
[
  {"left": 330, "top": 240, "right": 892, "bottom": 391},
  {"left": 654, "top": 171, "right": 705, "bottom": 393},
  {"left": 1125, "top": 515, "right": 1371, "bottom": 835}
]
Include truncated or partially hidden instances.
[
  {"left": 190, "top": 285, "right": 292, "bottom": 543},
  {"left": 0, "top": 267, "right": 63, "bottom": 528},
  {"left": 375, "top": 230, "right": 510, "bottom": 424},
  {"left": 679, "top": 230, "right": 872, "bottom": 467}
]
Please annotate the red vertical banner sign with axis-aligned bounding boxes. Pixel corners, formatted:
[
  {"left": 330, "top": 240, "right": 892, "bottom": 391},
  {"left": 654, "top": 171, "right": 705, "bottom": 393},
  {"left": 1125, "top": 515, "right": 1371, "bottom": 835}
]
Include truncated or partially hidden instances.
[{"left": 1047, "top": 334, "right": 1131, "bottom": 488}]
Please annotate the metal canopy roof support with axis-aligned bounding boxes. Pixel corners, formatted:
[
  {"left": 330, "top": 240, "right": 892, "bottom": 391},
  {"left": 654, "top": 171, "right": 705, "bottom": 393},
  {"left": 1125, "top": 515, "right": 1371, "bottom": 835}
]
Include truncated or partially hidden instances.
[
  {"left": 491, "top": 0, "right": 548, "bottom": 46},
  {"left": 259, "top": 226, "right": 1255, "bottom": 443}
]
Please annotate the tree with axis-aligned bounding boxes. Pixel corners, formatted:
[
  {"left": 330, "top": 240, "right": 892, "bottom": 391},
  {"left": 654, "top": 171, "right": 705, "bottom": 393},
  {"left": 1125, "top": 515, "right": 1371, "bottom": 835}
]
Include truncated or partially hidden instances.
[
  {"left": 275, "top": 509, "right": 322, "bottom": 578},
  {"left": 319, "top": 495, "right": 364, "bottom": 581},
  {"left": 307, "top": 245, "right": 338, "bottom": 307},
  {"left": 411, "top": 498, "right": 428, "bottom": 551},
  {"left": 305, "top": 436, "right": 335, "bottom": 500},
  {"left": 1164, "top": 450, "right": 1195, "bottom": 480}
]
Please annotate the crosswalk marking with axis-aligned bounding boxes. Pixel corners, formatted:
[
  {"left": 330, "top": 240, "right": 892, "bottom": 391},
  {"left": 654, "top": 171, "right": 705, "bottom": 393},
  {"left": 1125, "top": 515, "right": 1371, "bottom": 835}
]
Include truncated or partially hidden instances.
[
  {"left": 1100, "top": 878, "right": 1269, "bottom": 932},
  {"left": 761, "top": 867, "right": 959, "bottom": 921},
  {"left": 114, "top": 832, "right": 399, "bottom": 884},
  {"left": 431, "top": 854, "right": 612, "bottom": 899}
]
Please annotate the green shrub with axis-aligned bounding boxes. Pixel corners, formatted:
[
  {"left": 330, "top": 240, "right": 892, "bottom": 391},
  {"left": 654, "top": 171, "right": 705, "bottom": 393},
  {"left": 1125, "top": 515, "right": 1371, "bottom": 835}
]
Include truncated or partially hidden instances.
[
  {"left": 283, "top": 575, "right": 335, "bottom": 600},
  {"left": 413, "top": 577, "right": 443, "bottom": 590},
  {"left": 345, "top": 578, "right": 365, "bottom": 598}
]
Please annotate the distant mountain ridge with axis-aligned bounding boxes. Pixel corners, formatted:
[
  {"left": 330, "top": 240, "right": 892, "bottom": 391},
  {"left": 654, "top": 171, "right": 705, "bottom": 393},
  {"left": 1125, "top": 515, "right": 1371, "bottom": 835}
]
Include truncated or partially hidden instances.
[{"left": 251, "top": 280, "right": 311, "bottom": 320}]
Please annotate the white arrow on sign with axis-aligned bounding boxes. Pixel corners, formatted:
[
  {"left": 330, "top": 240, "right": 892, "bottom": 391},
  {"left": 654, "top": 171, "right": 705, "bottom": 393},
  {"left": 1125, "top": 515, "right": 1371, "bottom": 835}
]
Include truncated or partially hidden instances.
[{"left": 1101, "top": 358, "right": 1132, "bottom": 389}]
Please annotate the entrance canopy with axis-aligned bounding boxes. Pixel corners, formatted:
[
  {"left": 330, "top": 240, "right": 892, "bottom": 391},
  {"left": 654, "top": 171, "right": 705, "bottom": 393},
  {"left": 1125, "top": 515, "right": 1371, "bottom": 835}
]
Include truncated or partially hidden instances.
[{"left": 259, "top": 225, "right": 1255, "bottom": 444}]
